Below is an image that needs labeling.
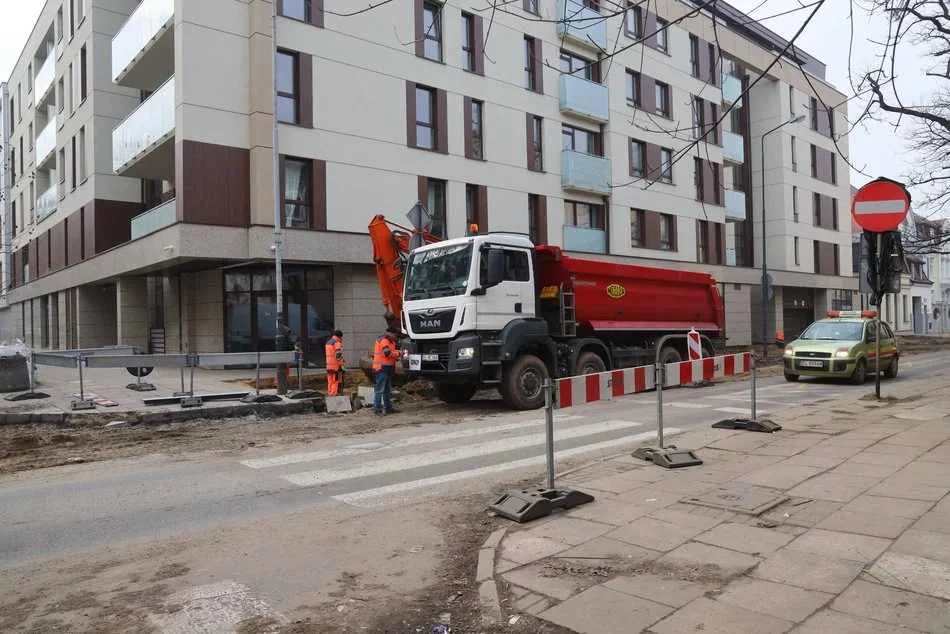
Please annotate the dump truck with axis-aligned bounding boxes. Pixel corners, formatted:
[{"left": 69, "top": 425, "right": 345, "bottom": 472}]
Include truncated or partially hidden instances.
[{"left": 398, "top": 232, "right": 726, "bottom": 409}]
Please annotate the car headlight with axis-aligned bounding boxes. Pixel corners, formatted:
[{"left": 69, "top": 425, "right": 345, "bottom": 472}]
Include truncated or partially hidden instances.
[
  {"left": 834, "top": 347, "right": 851, "bottom": 358},
  {"left": 457, "top": 347, "right": 475, "bottom": 360},
  {"left": 783, "top": 346, "right": 794, "bottom": 357}
]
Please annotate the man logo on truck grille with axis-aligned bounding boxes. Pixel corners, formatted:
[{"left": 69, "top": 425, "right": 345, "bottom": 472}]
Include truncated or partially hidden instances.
[{"left": 606, "top": 284, "right": 626, "bottom": 299}]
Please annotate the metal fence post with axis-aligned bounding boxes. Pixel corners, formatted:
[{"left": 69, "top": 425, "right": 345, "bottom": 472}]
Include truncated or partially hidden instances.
[
  {"left": 751, "top": 354, "right": 758, "bottom": 421},
  {"left": 656, "top": 361, "right": 665, "bottom": 449},
  {"left": 255, "top": 348, "right": 262, "bottom": 397},
  {"left": 297, "top": 348, "right": 303, "bottom": 392},
  {"left": 77, "top": 355, "right": 86, "bottom": 401},
  {"left": 544, "top": 378, "right": 556, "bottom": 490}
]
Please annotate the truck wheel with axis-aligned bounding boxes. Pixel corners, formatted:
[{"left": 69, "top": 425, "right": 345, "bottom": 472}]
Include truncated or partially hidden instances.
[
  {"left": 437, "top": 382, "right": 478, "bottom": 404},
  {"left": 500, "top": 354, "right": 549, "bottom": 410},
  {"left": 575, "top": 352, "right": 607, "bottom": 376},
  {"left": 850, "top": 359, "right": 868, "bottom": 385},
  {"left": 660, "top": 346, "right": 682, "bottom": 366}
]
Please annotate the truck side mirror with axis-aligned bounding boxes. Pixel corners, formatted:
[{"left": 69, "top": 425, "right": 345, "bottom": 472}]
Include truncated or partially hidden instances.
[{"left": 483, "top": 248, "right": 505, "bottom": 289}]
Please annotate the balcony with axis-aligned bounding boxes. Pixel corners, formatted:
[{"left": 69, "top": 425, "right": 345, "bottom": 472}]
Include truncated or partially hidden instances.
[
  {"left": 722, "top": 130, "right": 744, "bottom": 164},
  {"left": 559, "top": 74, "right": 609, "bottom": 123},
  {"left": 130, "top": 198, "right": 176, "bottom": 240},
  {"left": 112, "top": 0, "right": 174, "bottom": 90},
  {"left": 562, "top": 150, "right": 611, "bottom": 194},
  {"left": 36, "top": 185, "right": 58, "bottom": 221},
  {"left": 722, "top": 72, "right": 742, "bottom": 106},
  {"left": 34, "top": 54, "right": 55, "bottom": 108},
  {"left": 563, "top": 225, "right": 606, "bottom": 254},
  {"left": 725, "top": 189, "right": 746, "bottom": 222},
  {"left": 557, "top": 0, "right": 607, "bottom": 50},
  {"left": 113, "top": 76, "right": 175, "bottom": 178},
  {"left": 35, "top": 118, "right": 56, "bottom": 168}
]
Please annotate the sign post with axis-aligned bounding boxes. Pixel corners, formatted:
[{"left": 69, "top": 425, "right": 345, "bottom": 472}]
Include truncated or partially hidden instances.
[{"left": 852, "top": 178, "right": 911, "bottom": 400}]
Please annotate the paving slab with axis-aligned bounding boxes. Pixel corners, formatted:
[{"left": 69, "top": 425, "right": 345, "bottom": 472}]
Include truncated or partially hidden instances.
[
  {"left": 753, "top": 548, "right": 864, "bottom": 593},
  {"left": 912, "top": 509, "right": 950, "bottom": 534},
  {"left": 647, "top": 507, "right": 728, "bottom": 532},
  {"left": 866, "top": 551, "right": 950, "bottom": 601},
  {"left": 476, "top": 548, "right": 495, "bottom": 582},
  {"left": 786, "top": 528, "right": 890, "bottom": 564},
  {"left": 615, "top": 485, "right": 687, "bottom": 509},
  {"left": 651, "top": 596, "right": 792, "bottom": 634},
  {"left": 495, "top": 558, "right": 519, "bottom": 574},
  {"left": 554, "top": 537, "right": 660, "bottom": 563},
  {"left": 714, "top": 577, "right": 832, "bottom": 623},
  {"left": 565, "top": 498, "right": 654, "bottom": 525},
  {"left": 826, "top": 461, "right": 901, "bottom": 479},
  {"left": 658, "top": 542, "right": 759, "bottom": 578},
  {"left": 869, "top": 477, "right": 950, "bottom": 501},
  {"left": 897, "top": 461, "right": 950, "bottom": 486},
  {"left": 736, "top": 463, "right": 824, "bottom": 489},
  {"left": 891, "top": 529, "right": 950, "bottom": 566},
  {"left": 537, "top": 585, "right": 672, "bottom": 634},
  {"left": 524, "top": 517, "right": 613, "bottom": 546},
  {"left": 604, "top": 516, "right": 709, "bottom": 552},
  {"left": 919, "top": 443, "right": 950, "bottom": 464},
  {"left": 840, "top": 494, "right": 934, "bottom": 519},
  {"left": 501, "top": 562, "right": 600, "bottom": 601},
  {"left": 781, "top": 453, "right": 848, "bottom": 469},
  {"left": 499, "top": 533, "right": 569, "bottom": 565},
  {"left": 787, "top": 473, "right": 881, "bottom": 503},
  {"left": 603, "top": 573, "right": 712, "bottom": 608},
  {"left": 647, "top": 477, "right": 719, "bottom": 494},
  {"left": 760, "top": 498, "right": 843, "bottom": 528},
  {"left": 816, "top": 509, "right": 915, "bottom": 538},
  {"left": 799, "top": 443, "right": 864, "bottom": 460},
  {"left": 832, "top": 579, "right": 950, "bottom": 633},
  {"left": 793, "top": 608, "right": 927, "bottom": 634},
  {"left": 707, "top": 433, "right": 775, "bottom": 451},
  {"left": 695, "top": 522, "right": 794, "bottom": 555},
  {"left": 863, "top": 443, "right": 927, "bottom": 458},
  {"left": 572, "top": 470, "right": 664, "bottom": 493}
]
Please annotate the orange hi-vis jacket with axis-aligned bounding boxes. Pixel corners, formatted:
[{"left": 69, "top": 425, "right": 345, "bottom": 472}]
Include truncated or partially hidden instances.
[
  {"left": 372, "top": 336, "right": 399, "bottom": 371},
  {"left": 325, "top": 335, "right": 344, "bottom": 371}
]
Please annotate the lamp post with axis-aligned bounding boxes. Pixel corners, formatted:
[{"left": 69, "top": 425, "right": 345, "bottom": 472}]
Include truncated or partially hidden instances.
[
  {"left": 760, "top": 114, "right": 805, "bottom": 361},
  {"left": 272, "top": 1, "right": 287, "bottom": 393}
]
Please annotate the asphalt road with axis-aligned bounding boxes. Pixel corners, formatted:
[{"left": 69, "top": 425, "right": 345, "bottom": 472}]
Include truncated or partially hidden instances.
[{"left": 2, "top": 351, "right": 948, "bottom": 570}]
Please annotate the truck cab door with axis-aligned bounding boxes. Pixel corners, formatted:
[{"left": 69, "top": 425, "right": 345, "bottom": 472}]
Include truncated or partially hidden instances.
[{"left": 475, "top": 247, "right": 536, "bottom": 330}]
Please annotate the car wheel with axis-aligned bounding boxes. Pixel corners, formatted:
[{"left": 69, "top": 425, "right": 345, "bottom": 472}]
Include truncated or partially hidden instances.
[
  {"left": 850, "top": 359, "right": 867, "bottom": 385},
  {"left": 884, "top": 356, "right": 899, "bottom": 379},
  {"left": 784, "top": 371, "right": 799, "bottom": 382}
]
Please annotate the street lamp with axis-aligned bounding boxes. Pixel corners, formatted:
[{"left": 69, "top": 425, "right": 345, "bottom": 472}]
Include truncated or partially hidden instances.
[{"left": 760, "top": 114, "right": 805, "bottom": 361}]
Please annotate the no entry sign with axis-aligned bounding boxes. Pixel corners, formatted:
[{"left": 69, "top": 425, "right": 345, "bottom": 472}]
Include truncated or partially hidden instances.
[{"left": 852, "top": 177, "right": 911, "bottom": 233}]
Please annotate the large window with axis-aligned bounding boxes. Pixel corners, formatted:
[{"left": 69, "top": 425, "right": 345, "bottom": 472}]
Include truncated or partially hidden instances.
[
  {"left": 626, "top": 4, "right": 642, "bottom": 38},
  {"left": 524, "top": 0, "right": 539, "bottom": 15},
  {"left": 224, "top": 267, "right": 333, "bottom": 366},
  {"left": 524, "top": 36, "right": 538, "bottom": 90},
  {"left": 283, "top": 158, "right": 312, "bottom": 229},
  {"left": 562, "top": 124, "right": 598, "bottom": 155},
  {"left": 423, "top": 2, "right": 443, "bottom": 62},
  {"left": 791, "top": 136, "right": 797, "bottom": 172},
  {"left": 78, "top": 126, "right": 86, "bottom": 182},
  {"left": 529, "top": 115, "right": 543, "bottom": 170},
  {"left": 629, "top": 139, "right": 645, "bottom": 177},
  {"left": 416, "top": 86, "right": 436, "bottom": 150},
  {"left": 469, "top": 99, "right": 484, "bottom": 159},
  {"left": 659, "top": 213, "right": 675, "bottom": 250},
  {"left": 792, "top": 185, "right": 798, "bottom": 222},
  {"left": 689, "top": 35, "right": 700, "bottom": 77},
  {"left": 80, "top": 44, "right": 87, "bottom": 102},
  {"left": 626, "top": 69, "right": 640, "bottom": 107},
  {"left": 655, "top": 81, "right": 671, "bottom": 117},
  {"left": 630, "top": 209, "right": 644, "bottom": 247},
  {"left": 461, "top": 13, "right": 475, "bottom": 71},
  {"left": 560, "top": 50, "right": 593, "bottom": 80},
  {"left": 281, "top": 0, "right": 310, "bottom": 21},
  {"left": 659, "top": 148, "right": 673, "bottom": 183},
  {"left": 276, "top": 50, "right": 298, "bottom": 123},
  {"left": 655, "top": 18, "right": 669, "bottom": 53},
  {"left": 426, "top": 178, "right": 447, "bottom": 237},
  {"left": 565, "top": 201, "right": 605, "bottom": 229}
]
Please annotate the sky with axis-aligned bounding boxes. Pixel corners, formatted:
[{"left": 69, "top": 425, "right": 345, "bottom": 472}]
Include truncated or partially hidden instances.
[{"left": 0, "top": 0, "right": 936, "bottom": 212}]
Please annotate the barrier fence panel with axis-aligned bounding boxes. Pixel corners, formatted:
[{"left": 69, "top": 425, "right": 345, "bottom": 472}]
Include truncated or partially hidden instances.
[
  {"left": 33, "top": 352, "right": 83, "bottom": 368},
  {"left": 195, "top": 352, "right": 296, "bottom": 367},
  {"left": 84, "top": 354, "right": 190, "bottom": 369}
]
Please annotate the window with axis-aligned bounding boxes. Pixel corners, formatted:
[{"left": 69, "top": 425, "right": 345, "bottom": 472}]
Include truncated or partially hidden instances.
[
  {"left": 27, "top": 64, "right": 32, "bottom": 94},
  {"left": 630, "top": 209, "right": 644, "bottom": 247},
  {"left": 415, "top": 86, "right": 436, "bottom": 150},
  {"left": 283, "top": 158, "right": 312, "bottom": 229},
  {"left": 792, "top": 186, "right": 798, "bottom": 222},
  {"left": 902, "top": 295, "right": 909, "bottom": 323},
  {"left": 466, "top": 184, "right": 477, "bottom": 229},
  {"left": 625, "top": 69, "right": 640, "bottom": 106},
  {"left": 707, "top": 43, "right": 717, "bottom": 84},
  {"left": 790, "top": 136, "right": 797, "bottom": 172},
  {"left": 655, "top": 18, "right": 669, "bottom": 53},
  {"left": 830, "top": 155, "right": 837, "bottom": 185},
  {"left": 461, "top": 13, "right": 475, "bottom": 71},
  {"left": 560, "top": 50, "right": 594, "bottom": 80},
  {"left": 423, "top": 2, "right": 443, "bottom": 62},
  {"left": 78, "top": 126, "right": 86, "bottom": 182},
  {"left": 281, "top": 0, "right": 309, "bottom": 21},
  {"left": 794, "top": 236, "right": 800, "bottom": 265},
  {"left": 79, "top": 44, "right": 87, "bottom": 101},
  {"left": 28, "top": 123, "right": 33, "bottom": 150},
  {"left": 10, "top": 200, "right": 15, "bottom": 237},
  {"left": 528, "top": 115, "right": 543, "bottom": 171},
  {"left": 691, "top": 97, "right": 703, "bottom": 139},
  {"left": 276, "top": 50, "right": 298, "bottom": 124},
  {"left": 626, "top": 4, "right": 642, "bottom": 38},
  {"left": 29, "top": 182, "right": 35, "bottom": 217},
  {"left": 562, "top": 124, "right": 598, "bottom": 155},
  {"left": 468, "top": 99, "right": 484, "bottom": 159},
  {"left": 17, "top": 84, "right": 22, "bottom": 120},
  {"left": 528, "top": 194, "right": 544, "bottom": 244},
  {"left": 832, "top": 198, "right": 839, "bottom": 230},
  {"left": 629, "top": 139, "right": 645, "bottom": 177},
  {"left": 66, "top": 63, "right": 73, "bottom": 113},
  {"left": 659, "top": 148, "right": 673, "bottom": 183},
  {"left": 9, "top": 146, "right": 14, "bottom": 181},
  {"left": 697, "top": 220, "right": 709, "bottom": 263},
  {"left": 501, "top": 250, "right": 530, "bottom": 282},
  {"left": 57, "top": 6, "right": 63, "bottom": 41},
  {"left": 426, "top": 178, "right": 447, "bottom": 238},
  {"left": 57, "top": 77, "right": 64, "bottom": 113},
  {"left": 789, "top": 86, "right": 795, "bottom": 116},
  {"left": 524, "top": 36, "right": 538, "bottom": 90},
  {"left": 689, "top": 35, "right": 699, "bottom": 77},
  {"left": 70, "top": 135, "right": 76, "bottom": 189},
  {"left": 76, "top": 0, "right": 85, "bottom": 23},
  {"left": 659, "top": 213, "right": 674, "bottom": 250},
  {"left": 809, "top": 97, "right": 818, "bottom": 131},
  {"left": 565, "top": 201, "right": 605, "bottom": 229},
  {"left": 810, "top": 144, "right": 817, "bottom": 177},
  {"left": 708, "top": 104, "right": 720, "bottom": 144},
  {"left": 19, "top": 137, "right": 23, "bottom": 175},
  {"left": 655, "top": 81, "right": 671, "bottom": 117},
  {"left": 8, "top": 97, "right": 13, "bottom": 130},
  {"left": 524, "top": 0, "right": 539, "bottom": 15},
  {"left": 813, "top": 192, "right": 821, "bottom": 226}
]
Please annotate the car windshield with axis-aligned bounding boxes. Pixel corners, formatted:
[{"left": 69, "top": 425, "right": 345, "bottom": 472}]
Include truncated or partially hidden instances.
[
  {"left": 404, "top": 244, "right": 473, "bottom": 301},
  {"left": 798, "top": 321, "right": 865, "bottom": 341}
]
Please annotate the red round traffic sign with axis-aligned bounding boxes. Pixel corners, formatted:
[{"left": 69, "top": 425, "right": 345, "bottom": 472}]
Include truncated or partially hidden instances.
[{"left": 851, "top": 178, "right": 911, "bottom": 233}]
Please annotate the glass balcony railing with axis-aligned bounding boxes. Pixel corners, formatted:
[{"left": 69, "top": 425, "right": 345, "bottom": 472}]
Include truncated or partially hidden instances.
[
  {"left": 722, "top": 72, "right": 742, "bottom": 105},
  {"left": 723, "top": 130, "right": 744, "bottom": 164},
  {"left": 559, "top": 74, "right": 609, "bottom": 123},
  {"left": 563, "top": 225, "right": 607, "bottom": 254},
  {"left": 130, "top": 198, "right": 176, "bottom": 240},
  {"left": 113, "top": 76, "right": 175, "bottom": 173},
  {"left": 557, "top": 0, "right": 607, "bottom": 50},
  {"left": 562, "top": 149, "right": 611, "bottom": 194},
  {"left": 35, "top": 118, "right": 56, "bottom": 167},
  {"left": 36, "top": 185, "right": 58, "bottom": 221},
  {"left": 112, "top": 0, "right": 174, "bottom": 82},
  {"left": 725, "top": 189, "right": 747, "bottom": 222},
  {"left": 34, "top": 53, "right": 55, "bottom": 107}
]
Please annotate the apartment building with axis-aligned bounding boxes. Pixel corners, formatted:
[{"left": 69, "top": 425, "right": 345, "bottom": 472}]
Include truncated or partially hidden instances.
[
  {"left": 1, "top": 81, "right": 9, "bottom": 303},
  {"left": 0, "top": 0, "right": 855, "bottom": 362}
]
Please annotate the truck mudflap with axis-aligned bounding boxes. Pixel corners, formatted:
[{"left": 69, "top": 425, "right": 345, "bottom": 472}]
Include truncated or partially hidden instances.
[{"left": 406, "top": 333, "right": 482, "bottom": 381}]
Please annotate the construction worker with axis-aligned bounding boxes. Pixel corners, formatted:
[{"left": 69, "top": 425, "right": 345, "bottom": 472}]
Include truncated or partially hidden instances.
[
  {"left": 372, "top": 327, "right": 401, "bottom": 415},
  {"left": 324, "top": 330, "right": 345, "bottom": 396}
]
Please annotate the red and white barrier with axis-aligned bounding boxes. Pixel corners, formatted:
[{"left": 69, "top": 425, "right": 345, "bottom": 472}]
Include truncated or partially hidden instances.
[{"left": 556, "top": 352, "right": 752, "bottom": 409}]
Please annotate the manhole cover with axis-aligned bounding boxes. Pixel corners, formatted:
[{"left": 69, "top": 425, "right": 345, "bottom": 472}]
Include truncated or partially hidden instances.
[{"left": 681, "top": 483, "right": 789, "bottom": 516}]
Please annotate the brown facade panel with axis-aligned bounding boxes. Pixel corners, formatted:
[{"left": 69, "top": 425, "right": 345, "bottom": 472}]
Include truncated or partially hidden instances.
[
  {"left": 536, "top": 195, "right": 547, "bottom": 244},
  {"left": 644, "top": 142, "right": 661, "bottom": 182},
  {"left": 406, "top": 82, "right": 417, "bottom": 148},
  {"left": 28, "top": 240, "right": 38, "bottom": 281},
  {"left": 472, "top": 13, "right": 484, "bottom": 75},
  {"left": 177, "top": 140, "right": 250, "bottom": 227},
  {"left": 90, "top": 199, "right": 144, "bottom": 254},
  {"left": 298, "top": 52, "right": 313, "bottom": 128},
  {"left": 640, "top": 74, "right": 656, "bottom": 114},
  {"left": 814, "top": 240, "right": 838, "bottom": 275},
  {"left": 413, "top": 0, "right": 425, "bottom": 58},
  {"left": 436, "top": 89, "right": 448, "bottom": 153},
  {"left": 66, "top": 209, "right": 83, "bottom": 267},
  {"left": 311, "top": 0, "right": 324, "bottom": 28},
  {"left": 643, "top": 10, "right": 657, "bottom": 49},
  {"left": 50, "top": 221, "right": 66, "bottom": 272},
  {"left": 531, "top": 36, "right": 543, "bottom": 93},
  {"left": 476, "top": 184, "right": 488, "bottom": 231}
]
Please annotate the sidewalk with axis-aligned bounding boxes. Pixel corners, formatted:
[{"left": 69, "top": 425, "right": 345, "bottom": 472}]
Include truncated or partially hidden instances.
[{"left": 484, "top": 377, "right": 950, "bottom": 633}]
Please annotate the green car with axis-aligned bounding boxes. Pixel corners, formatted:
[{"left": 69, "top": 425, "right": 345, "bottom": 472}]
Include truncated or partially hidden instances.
[{"left": 782, "top": 310, "right": 900, "bottom": 384}]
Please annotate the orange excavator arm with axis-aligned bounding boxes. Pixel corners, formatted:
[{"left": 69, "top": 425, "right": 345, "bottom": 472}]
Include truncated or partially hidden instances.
[{"left": 368, "top": 214, "right": 441, "bottom": 331}]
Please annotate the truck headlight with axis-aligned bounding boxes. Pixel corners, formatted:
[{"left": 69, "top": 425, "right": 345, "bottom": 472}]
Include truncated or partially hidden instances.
[{"left": 457, "top": 347, "right": 475, "bottom": 360}]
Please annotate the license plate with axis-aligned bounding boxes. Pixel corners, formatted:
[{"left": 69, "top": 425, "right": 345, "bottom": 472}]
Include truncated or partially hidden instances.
[
  {"left": 799, "top": 360, "right": 824, "bottom": 368},
  {"left": 422, "top": 353, "right": 439, "bottom": 361},
  {"left": 408, "top": 355, "right": 421, "bottom": 371}
]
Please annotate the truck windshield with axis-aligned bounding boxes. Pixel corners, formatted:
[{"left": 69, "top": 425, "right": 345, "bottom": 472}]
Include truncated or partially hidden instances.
[
  {"left": 405, "top": 244, "right": 473, "bottom": 300},
  {"left": 799, "top": 322, "right": 864, "bottom": 341}
]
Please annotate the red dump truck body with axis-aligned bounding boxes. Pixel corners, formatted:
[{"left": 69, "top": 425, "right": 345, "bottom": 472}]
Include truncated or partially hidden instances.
[{"left": 535, "top": 245, "right": 725, "bottom": 335}]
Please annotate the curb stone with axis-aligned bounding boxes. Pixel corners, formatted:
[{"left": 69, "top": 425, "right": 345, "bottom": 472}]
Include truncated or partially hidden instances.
[{"left": 477, "top": 527, "right": 507, "bottom": 625}]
